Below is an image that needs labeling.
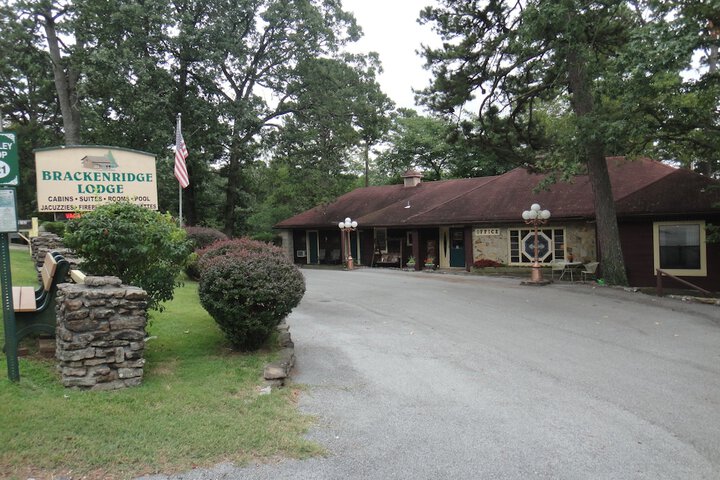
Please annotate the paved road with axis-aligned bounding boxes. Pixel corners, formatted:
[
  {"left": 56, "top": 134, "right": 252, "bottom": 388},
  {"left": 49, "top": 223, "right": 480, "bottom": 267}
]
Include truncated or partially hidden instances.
[{"left": 143, "top": 268, "right": 720, "bottom": 480}]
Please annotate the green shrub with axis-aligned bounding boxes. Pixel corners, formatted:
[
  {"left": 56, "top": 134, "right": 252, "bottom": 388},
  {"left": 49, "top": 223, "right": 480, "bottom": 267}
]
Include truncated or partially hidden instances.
[
  {"left": 42, "top": 221, "right": 67, "bottom": 237},
  {"left": 184, "top": 227, "right": 228, "bottom": 279},
  {"left": 184, "top": 252, "right": 201, "bottom": 280},
  {"left": 184, "top": 226, "right": 229, "bottom": 249},
  {"left": 64, "top": 202, "right": 192, "bottom": 310},
  {"left": 198, "top": 239, "right": 305, "bottom": 351}
]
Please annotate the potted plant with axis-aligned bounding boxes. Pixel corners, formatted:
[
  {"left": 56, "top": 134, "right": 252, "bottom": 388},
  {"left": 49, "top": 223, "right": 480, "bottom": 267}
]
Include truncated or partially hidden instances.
[
  {"left": 424, "top": 257, "right": 436, "bottom": 270},
  {"left": 406, "top": 256, "right": 416, "bottom": 269}
]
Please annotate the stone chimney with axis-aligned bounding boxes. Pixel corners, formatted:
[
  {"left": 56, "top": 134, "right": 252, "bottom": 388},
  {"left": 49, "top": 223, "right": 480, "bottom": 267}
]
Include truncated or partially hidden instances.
[{"left": 402, "top": 169, "right": 423, "bottom": 188}]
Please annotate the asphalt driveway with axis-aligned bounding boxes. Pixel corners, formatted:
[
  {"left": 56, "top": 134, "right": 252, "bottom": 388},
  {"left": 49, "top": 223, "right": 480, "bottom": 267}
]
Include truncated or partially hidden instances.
[{"left": 143, "top": 268, "right": 720, "bottom": 480}]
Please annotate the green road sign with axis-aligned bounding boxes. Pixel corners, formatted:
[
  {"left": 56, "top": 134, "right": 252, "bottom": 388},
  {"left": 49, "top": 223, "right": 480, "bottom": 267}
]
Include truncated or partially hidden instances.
[{"left": 0, "top": 131, "right": 19, "bottom": 186}]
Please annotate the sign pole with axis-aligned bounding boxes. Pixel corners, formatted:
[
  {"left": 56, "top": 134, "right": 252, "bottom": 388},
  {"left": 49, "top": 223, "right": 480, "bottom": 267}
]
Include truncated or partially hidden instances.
[
  {"left": 0, "top": 187, "right": 20, "bottom": 381},
  {"left": 179, "top": 183, "right": 183, "bottom": 227},
  {"left": 1, "top": 232, "right": 19, "bottom": 381},
  {"left": 176, "top": 114, "right": 183, "bottom": 227},
  {"left": 0, "top": 131, "right": 21, "bottom": 380}
]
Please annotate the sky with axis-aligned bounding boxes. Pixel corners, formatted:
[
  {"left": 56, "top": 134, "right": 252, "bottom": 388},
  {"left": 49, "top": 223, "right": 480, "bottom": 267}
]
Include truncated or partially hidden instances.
[{"left": 341, "top": 0, "right": 441, "bottom": 111}]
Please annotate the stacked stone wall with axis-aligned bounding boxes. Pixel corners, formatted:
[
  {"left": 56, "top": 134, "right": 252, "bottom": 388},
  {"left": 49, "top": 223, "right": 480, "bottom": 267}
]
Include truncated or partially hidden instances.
[
  {"left": 55, "top": 276, "right": 148, "bottom": 390},
  {"left": 31, "top": 233, "right": 82, "bottom": 280}
]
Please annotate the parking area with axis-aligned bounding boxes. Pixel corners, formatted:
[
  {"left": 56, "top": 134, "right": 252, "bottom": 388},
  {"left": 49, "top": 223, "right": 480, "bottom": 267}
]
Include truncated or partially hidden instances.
[{"left": 143, "top": 268, "right": 720, "bottom": 480}]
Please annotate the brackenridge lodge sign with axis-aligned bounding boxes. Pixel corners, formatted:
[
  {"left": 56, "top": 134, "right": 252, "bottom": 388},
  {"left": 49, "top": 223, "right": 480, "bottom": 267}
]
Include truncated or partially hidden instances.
[{"left": 35, "top": 146, "right": 158, "bottom": 212}]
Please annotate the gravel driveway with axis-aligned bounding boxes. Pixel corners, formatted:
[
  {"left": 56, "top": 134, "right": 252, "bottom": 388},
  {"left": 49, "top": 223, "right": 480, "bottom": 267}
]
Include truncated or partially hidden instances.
[{"left": 141, "top": 268, "right": 720, "bottom": 480}]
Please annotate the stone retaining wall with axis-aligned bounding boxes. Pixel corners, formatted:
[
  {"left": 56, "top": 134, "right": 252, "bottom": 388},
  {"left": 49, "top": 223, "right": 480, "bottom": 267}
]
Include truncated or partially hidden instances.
[
  {"left": 55, "top": 276, "right": 148, "bottom": 390},
  {"left": 263, "top": 321, "right": 295, "bottom": 387},
  {"left": 31, "top": 233, "right": 82, "bottom": 280}
]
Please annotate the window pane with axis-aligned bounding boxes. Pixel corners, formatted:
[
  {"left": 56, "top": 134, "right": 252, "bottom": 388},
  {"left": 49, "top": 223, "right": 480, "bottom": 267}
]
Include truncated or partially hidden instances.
[
  {"left": 510, "top": 230, "right": 519, "bottom": 263},
  {"left": 510, "top": 228, "right": 564, "bottom": 264},
  {"left": 659, "top": 224, "right": 701, "bottom": 269}
]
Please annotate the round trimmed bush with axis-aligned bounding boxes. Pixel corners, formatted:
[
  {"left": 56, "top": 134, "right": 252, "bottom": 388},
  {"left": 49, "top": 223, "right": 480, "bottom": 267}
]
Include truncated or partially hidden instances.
[{"left": 198, "top": 239, "right": 305, "bottom": 351}]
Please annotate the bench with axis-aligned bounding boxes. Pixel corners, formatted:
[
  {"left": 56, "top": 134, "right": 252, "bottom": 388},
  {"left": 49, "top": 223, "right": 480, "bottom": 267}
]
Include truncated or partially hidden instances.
[{"left": 10, "top": 251, "right": 70, "bottom": 343}]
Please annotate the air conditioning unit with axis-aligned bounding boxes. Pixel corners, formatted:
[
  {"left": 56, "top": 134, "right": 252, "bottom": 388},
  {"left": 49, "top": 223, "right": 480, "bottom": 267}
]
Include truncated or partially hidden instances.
[{"left": 296, "top": 250, "right": 306, "bottom": 258}]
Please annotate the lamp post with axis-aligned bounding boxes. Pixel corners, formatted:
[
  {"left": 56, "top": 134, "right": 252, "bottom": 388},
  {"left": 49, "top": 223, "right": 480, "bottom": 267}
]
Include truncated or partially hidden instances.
[
  {"left": 521, "top": 203, "right": 551, "bottom": 284},
  {"left": 338, "top": 217, "right": 358, "bottom": 270}
]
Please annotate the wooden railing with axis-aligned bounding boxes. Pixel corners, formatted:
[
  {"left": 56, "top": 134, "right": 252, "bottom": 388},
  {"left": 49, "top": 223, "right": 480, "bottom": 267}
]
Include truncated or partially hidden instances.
[{"left": 656, "top": 269, "right": 711, "bottom": 297}]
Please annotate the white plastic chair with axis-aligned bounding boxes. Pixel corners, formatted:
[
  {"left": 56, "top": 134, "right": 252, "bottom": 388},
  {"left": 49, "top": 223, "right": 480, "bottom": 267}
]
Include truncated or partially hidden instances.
[
  {"left": 581, "top": 262, "right": 599, "bottom": 282},
  {"left": 551, "top": 261, "right": 565, "bottom": 280}
]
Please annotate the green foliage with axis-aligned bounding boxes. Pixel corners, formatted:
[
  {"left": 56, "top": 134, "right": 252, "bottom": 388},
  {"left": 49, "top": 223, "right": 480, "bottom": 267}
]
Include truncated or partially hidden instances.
[
  {"left": 376, "top": 109, "right": 515, "bottom": 182},
  {"left": 248, "top": 54, "right": 393, "bottom": 238},
  {"left": 185, "top": 226, "right": 228, "bottom": 250},
  {"left": 184, "top": 252, "right": 201, "bottom": 281},
  {"left": 183, "top": 226, "right": 229, "bottom": 279},
  {"left": 2, "top": 0, "right": 373, "bottom": 235},
  {"left": 63, "top": 202, "right": 192, "bottom": 310},
  {"left": 198, "top": 238, "right": 305, "bottom": 351},
  {"left": 41, "top": 221, "right": 66, "bottom": 237}
]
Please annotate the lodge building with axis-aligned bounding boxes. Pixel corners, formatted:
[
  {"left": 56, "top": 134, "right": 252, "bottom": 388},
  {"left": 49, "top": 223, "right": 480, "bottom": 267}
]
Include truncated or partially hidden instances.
[{"left": 274, "top": 157, "right": 720, "bottom": 291}]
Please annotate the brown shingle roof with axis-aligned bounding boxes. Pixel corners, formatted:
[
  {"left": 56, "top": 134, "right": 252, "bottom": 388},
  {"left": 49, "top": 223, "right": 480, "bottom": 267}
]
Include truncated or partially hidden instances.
[{"left": 274, "top": 157, "right": 720, "bottom": 228}]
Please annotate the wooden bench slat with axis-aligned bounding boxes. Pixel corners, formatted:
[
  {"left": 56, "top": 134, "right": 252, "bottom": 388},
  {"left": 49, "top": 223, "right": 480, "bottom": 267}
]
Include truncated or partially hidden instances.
[
  {"left": 12, "top": 286, "right": 21, "bottom": 309},
  {"left": 70, "top": 269, "right": 86, "bottom": 284},
  {"left": 12, "top": 286, "right": 37, "bottom": 312},
  {"left": 41, "top": 252, "right": 58, "bottom": 291}
]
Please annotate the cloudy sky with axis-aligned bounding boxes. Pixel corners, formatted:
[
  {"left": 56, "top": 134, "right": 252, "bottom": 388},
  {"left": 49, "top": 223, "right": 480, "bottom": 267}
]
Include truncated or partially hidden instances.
[{"left": 341, "top": 0, "right": 441, "bottom": 110}]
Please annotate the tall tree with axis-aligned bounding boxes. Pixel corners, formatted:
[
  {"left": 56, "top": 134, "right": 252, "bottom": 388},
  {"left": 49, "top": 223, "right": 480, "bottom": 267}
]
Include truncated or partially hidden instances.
[
  {"left": 419, "top": 1, "right": 710, "bottom": 285},
  {"left": 249, "top": 54, "right": 393, "bottom": 237},
  {"left": 13, "top": 0, "right": 83, "bottom": 144},
  {"left": 189, "top": 0, "right": 360, "bottom": 235},
  {"left": 376, "top": 108, "right": 514, "bottom": 182},
  {"left": 0, "top": 1, "right": 64, "bottom": 215}
]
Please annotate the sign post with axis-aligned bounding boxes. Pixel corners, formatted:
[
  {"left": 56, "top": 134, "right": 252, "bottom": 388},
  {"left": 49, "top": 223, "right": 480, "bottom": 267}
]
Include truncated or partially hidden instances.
[
  {"left": 0, "top": 131, "right": 20, "bottom": 380},
  {"left": 0, "top": 187, "right": 20, "bottom": 381}
]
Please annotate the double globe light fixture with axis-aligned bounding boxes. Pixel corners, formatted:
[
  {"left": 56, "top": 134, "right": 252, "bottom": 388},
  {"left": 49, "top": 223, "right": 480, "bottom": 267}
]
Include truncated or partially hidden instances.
[
  {"left": 338, "top": 217, "right": 358, "bottom": 270},
  {"left": 521, "top": 203, "right": 551, "bottom": 284}
]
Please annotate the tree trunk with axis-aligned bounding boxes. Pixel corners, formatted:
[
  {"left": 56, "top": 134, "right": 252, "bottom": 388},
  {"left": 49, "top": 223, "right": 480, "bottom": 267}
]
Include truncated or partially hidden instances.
[
  {"left": 223, "top": 161, "right": 239, "bottom": 235},
  {"left": 223, "top": 133, "right": 241, "bottom": 235},
  {"left": 364, "top": 140, "right": 370, "bottom": 187},
  {"left": 566, "top": 48, "right": 629, "bottom": 286},
  {"left": 708, "top": 20, "right": 717, "bottom": 74},
  {"left": 41, "top": 9, "right": 81, "bottom": 145}
]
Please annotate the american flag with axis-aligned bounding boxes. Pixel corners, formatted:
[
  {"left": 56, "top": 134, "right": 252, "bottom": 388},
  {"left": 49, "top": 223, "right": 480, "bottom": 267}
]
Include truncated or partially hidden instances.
[{"left": 175, "top": 122, "right": 190, "bottom": 188}]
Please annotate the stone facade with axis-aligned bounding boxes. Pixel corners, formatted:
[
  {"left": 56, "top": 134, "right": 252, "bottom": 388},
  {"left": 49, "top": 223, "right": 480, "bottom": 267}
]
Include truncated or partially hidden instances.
[
  {"left": 472, "top": 228, "right": 510, "bottom": 265},
  {"left": 563, "top": 223, "right": 597, "bottom": 263},
  {"left": 55, "top": 276, "right": 148, "bottom": 390},
  {"left": 472, "top": 223, "right": 597, "bottom": 265}
]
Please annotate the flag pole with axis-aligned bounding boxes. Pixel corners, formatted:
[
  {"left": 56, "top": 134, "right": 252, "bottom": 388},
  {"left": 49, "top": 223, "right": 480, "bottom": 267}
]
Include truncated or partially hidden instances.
[{"left": 176, "top": 113, "right": 183, "bottom": 227}]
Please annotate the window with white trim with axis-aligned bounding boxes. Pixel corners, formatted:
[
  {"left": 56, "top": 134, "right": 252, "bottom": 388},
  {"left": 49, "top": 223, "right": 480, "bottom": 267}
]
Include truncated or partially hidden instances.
[
  {"left": 653, "top": 221, "right": 706, "bottom": 276},
  {"left": 510, "top": 228, "right": 565, "bottom": 264}
]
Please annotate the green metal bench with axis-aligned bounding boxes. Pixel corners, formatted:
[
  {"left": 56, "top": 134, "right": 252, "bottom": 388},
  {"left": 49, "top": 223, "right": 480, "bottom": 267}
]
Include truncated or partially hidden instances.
[{"left": 10, "top": 251, "right": 70, "bottom": 343}]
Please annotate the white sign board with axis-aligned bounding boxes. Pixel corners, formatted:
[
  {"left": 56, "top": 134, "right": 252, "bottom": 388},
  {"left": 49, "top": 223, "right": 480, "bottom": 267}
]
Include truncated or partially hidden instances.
[
  {"left": 35, "top": 146, "right": 158, "bottom": 212},
  {"left": 0, "top": 189, "right": 18, "bottom": 232},
  {"left": 475, "top": 228, "right": 501, "bottom": 236}
]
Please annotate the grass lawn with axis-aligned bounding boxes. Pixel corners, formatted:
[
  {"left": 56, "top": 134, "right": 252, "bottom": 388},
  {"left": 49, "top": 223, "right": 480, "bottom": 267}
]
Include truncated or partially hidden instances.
[{"left": 0, "top": 247, "right": 321, "bottom": 479}]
